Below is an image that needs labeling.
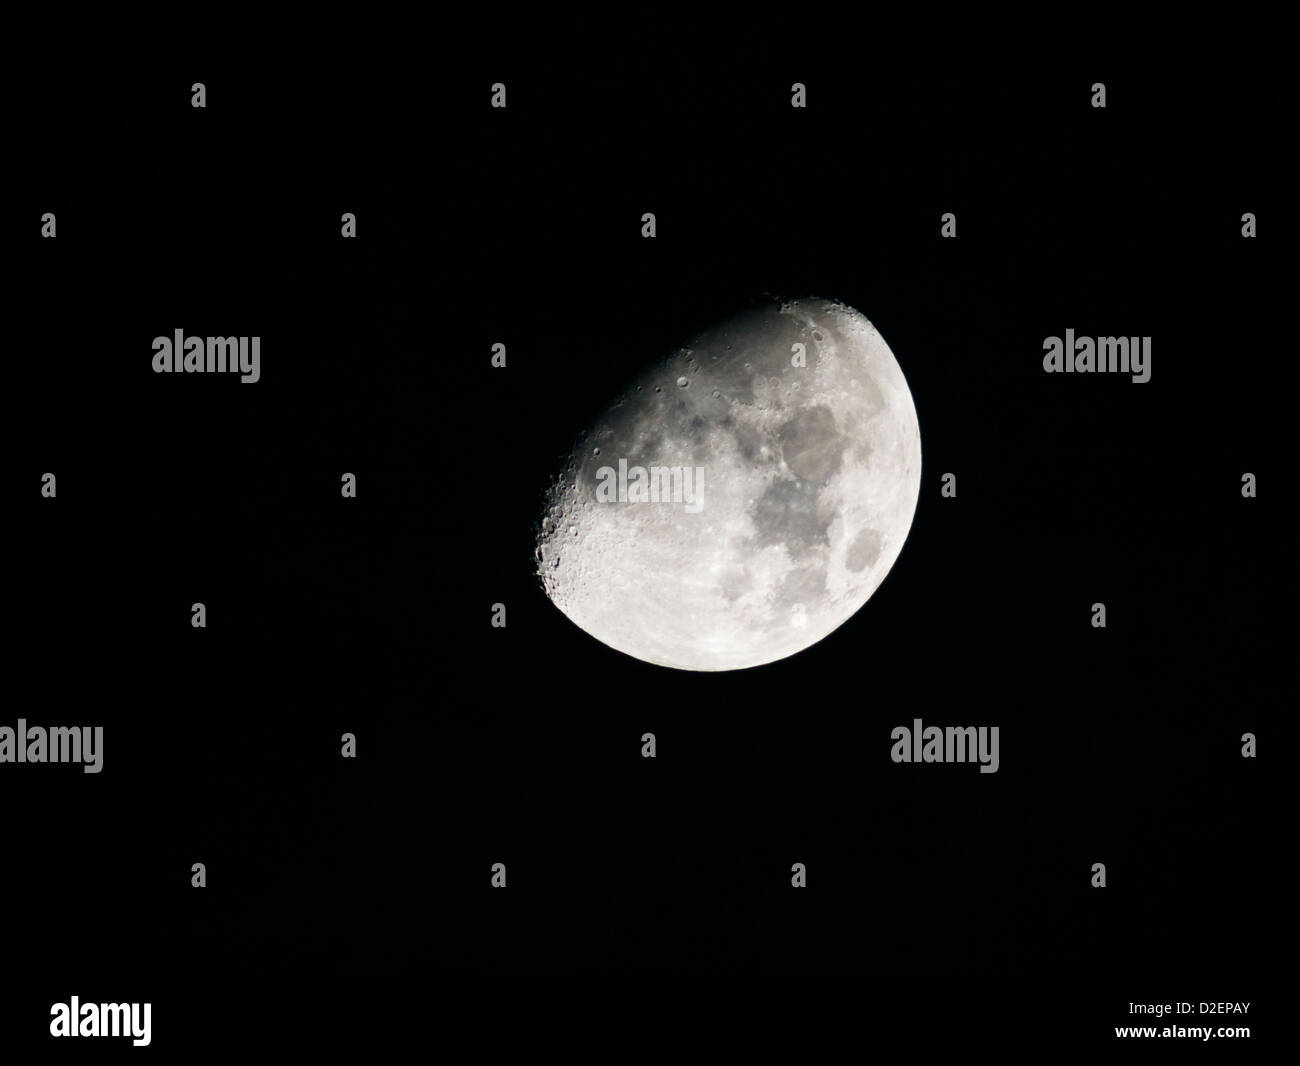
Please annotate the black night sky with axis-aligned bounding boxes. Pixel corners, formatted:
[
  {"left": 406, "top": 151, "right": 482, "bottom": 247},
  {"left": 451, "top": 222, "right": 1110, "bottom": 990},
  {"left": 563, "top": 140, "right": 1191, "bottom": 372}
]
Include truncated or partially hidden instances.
[{"left": 6, "top": 38, "right": 1279, "bottom": 1051}]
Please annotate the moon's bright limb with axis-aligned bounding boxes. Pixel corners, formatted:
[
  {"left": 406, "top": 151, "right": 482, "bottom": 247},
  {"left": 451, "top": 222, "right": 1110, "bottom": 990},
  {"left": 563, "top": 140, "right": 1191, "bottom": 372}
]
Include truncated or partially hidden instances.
[{"left": 536, "top": 298, "right": 922, "bottom": 671}]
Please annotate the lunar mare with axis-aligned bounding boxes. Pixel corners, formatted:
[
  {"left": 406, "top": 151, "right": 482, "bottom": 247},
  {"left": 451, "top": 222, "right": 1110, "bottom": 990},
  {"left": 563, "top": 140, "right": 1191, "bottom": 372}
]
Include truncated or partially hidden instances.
[{"left": 536, "top": 298, "right": 922, "bottom": 671}]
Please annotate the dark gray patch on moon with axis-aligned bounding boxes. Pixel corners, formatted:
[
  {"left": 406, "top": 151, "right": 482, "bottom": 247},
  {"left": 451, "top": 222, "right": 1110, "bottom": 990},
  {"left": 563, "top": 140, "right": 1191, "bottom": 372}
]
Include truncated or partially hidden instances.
[
  {"left": 751, "top": 477, "right": 829, "bottom": 551},
  {"left": 846, "top": 528, "right": 883, "bottom": 573},
  {"left": 778, "top": 404, "right": 847, "bottom": 482},
  {"left": 776, "top": 561, "right": 829, "bottom": 610}
]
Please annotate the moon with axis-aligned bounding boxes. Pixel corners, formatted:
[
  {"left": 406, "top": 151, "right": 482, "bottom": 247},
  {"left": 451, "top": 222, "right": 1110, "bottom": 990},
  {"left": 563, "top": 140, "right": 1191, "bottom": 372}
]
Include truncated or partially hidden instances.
[{"left": 535, "top": 298, "right": 922, "bottom": 671}]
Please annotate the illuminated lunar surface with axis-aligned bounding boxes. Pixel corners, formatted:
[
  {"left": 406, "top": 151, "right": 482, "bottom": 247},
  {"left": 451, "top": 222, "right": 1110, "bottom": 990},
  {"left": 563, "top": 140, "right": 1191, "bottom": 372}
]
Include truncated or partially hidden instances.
[{"left": 535, "top": 298, "right": 922, "bottom": 671}]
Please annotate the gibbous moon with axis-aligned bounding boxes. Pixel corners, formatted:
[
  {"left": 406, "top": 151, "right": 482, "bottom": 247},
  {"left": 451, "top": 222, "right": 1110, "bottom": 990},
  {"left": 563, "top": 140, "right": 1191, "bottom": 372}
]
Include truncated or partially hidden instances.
[{"left": 536, "top": 298, "right": 922, "bottom": 671}]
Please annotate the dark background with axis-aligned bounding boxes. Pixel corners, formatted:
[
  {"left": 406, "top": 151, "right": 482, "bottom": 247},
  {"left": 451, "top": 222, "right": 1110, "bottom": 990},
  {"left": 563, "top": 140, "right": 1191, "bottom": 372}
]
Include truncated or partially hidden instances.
[{"left": 5, "top": 40, "right": 1279, "bottom": 1047}]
